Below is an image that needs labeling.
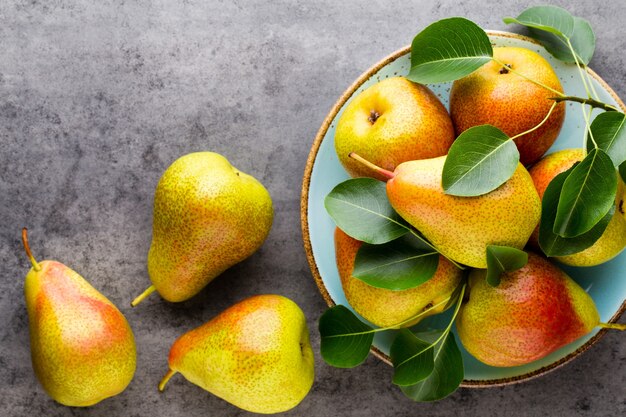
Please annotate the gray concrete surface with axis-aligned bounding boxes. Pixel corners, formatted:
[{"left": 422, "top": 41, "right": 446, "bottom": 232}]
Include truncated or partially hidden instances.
[{"left": 1, "top": 0, "right": 624, "bottom": 416}]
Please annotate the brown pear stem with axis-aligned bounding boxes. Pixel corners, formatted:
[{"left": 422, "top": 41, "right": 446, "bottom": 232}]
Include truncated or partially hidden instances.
[
  {"left": 21, "top": 228, "right": 41, "bottom": 272},
  {"left": 158, "top": 369, "right": 177, "bottom": 392},
  {"left": 550, "top": 96, "right": 619, "bottom": 112},
  {"left": 598, "top": 322, "right": 626, "bottom": 331},
  {"left": 131, "top": 285, "right": 156, "bottom": 307},
  {"left": 348, "top": 153, "right": 395, "bottom": 181}
]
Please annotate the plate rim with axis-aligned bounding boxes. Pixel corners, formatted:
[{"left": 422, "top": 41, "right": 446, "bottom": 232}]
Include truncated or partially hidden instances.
[{"left": 300, "top": 30, "right": 626, "bottom": 387}]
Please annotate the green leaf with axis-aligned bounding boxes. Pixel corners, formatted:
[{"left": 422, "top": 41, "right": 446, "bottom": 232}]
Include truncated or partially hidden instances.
[
  {"left": 442, "top": 125, "right": 519, "bottom": 196},
  {"left": 504, "top": 6, "right": 595, "bottom": 65},
  {"left": 390, "top": 329, "right": 434, "bottom": 386},
  {"left": 554, "top": 149, "right": 617, "bottom": 237},
  {"left": 503, "top": 5, "right": 574, "bottom": 37},
  {"left": 485, "top": 245, "right": 528, "bottom": 287},
  {"left": 539, "top": 167, "right": 614, "bottom": 257},
  {"left": 400, "top": 331, "right": 464, "bottom": 402},
  {"left": 319, "top": 305, "right": 374, "bottom": 368},
  {"left": 325, "top": 178, "right": 409, "bottom": 244},
  {"left": 407, "top": 17, "right": 493, "bottom": 84},
  {"left": 353, "top": 234, "right": 439, "bottom": 290},
  {"left": 588, "top": 111, "right": 626, "bottom": 167},
  {"left": 569, "top": 17, "right": 596, "bottom": 65},
  {"left": 620, "top": 160, "right": 626, "bottom": 183}
]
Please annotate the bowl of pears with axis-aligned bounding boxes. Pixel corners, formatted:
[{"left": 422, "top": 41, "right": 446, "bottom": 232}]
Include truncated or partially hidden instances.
[{"left": 302, "top": 6, "right": 626, "bottom": 402}]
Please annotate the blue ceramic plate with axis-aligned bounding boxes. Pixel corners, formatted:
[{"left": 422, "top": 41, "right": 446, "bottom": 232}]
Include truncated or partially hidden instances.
[{"left": 301, "top": 31, "right": 626, "bottom": 386}]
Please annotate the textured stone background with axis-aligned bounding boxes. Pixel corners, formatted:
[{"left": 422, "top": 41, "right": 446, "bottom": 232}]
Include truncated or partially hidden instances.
[{"left": 1, "top": 0, "right": 624, "bottom": 416}]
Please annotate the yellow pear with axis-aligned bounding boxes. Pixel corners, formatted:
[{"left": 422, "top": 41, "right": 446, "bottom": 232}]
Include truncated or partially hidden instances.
[
  {"left": 529, "top": 149, "right": 626, "bottom": 266},
  {"left": 334, "top": 76, "right": 454, "bottom": 180},
  {"left": 334, "top": 228, "right": 462, "bottom": 328},
  {"left": 22, "top": 229, "right": 136, "bottom": 407},
  {"left": 378, "top": 156, "right": 540, "bottom": 268},
  {"left": 132, "top": 152, "right": 273, "bottom": 305},
  {"left": 159, "top": 295, "right": 314, "bottom": 414},
  {"left": 450, "top": 47, "right": 565, "bottom": 165}
]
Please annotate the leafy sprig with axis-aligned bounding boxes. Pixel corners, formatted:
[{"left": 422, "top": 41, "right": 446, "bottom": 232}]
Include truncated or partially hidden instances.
[
  {"left": 539, "top": 166, "right": 615, "bottom": 256},
  {"left": 319, "top": 282, "right": 467, "bottom": 401}
]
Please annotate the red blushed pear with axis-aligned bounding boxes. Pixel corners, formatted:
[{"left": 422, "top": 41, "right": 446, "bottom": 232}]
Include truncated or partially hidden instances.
[
  {"left": 348, "top": 153, "right": 541, "bottom": 268},
  {"left": 456, "top": 252, "right": 625, "bottom": 367},
  {"left": 21, "top": 229, "right": 136, "bottom": 407},
  {"left": 450, "top": 47, "right": 566, "bottom": 165},
  {"left": 158, "top": 295, "right": 314, "bottom": 414}
]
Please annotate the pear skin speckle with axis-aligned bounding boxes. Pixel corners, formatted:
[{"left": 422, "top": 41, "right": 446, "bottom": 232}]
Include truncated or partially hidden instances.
[
  {"left": 147, "top": 152, "right": 273, "bottom": 302},
  {"left": 334, "top": 228, "right": 463, "bottom": 328},
  {"left": 25, "top": 260, "right": 136, "bottom": 407},
  {"left": 165, "top": 295, "right": 314, "bottom": 414},
  {"left": 456, "top": 253, "right": 599, "bottom": 367},
  {"left": 335, "top": 77, "right": 455, "bottom": 180},
  {"left": 450, "top": 47, "right": 565, "bottom": 165},
  {"left": 386, "top": 157, "right": 541, "bottom": 268}
]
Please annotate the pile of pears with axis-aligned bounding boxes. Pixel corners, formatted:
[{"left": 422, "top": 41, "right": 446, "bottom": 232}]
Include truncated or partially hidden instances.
[
  {"left": 332, "top": 47, "right": 625, "bottom": 367},
  {"left": 21, "top": 152, "right": 314, "bottom": 413}
]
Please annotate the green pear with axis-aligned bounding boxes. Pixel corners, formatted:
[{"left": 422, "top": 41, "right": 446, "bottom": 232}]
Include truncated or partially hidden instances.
[
  {"left": 21, "top": 229, "right": 136, "bottom": 406},
  {"left": 334, "top": 228, "right": 462, "bottom": 328},
  {"left": 456, "top": 252, "right": 623, "bottom": 367},
  {"left": 158, "top": 294, "right": 314, "bottom": 414},
  {"left": 529, "top": 148, "right": 626, "bottom": 266},
  {"left": 350, "top": 154, "right": 541, "bottom": 268},
  {"left": 334, "top": 76, "right": 455, "bottom": 181},
  {"left": 132, "top": 152, "right": 273, "bottom": 305}
]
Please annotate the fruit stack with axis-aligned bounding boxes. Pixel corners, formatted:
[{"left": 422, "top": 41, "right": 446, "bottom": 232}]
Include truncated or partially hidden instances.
[{"left": 320, "top": 5, "right": 625, "bottom": 402}]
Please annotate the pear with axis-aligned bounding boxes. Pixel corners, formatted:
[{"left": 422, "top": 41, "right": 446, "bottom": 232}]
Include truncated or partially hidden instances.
[
  {"left": 334, "top": 76, "right": 455, "bottom": 180},
  {"left": 132, "top": 152, "right": 273, "bottom": 305},
  {"left": 158, "top": 294, "right": 314, "bottom": 414},
  {"left": 456, "top": 252, "right": 623, "bottom": 367},
  {"left": 350, "top": 154, "right": 541, "bottom": 268},
  {"left": 21, "top": 229, "right": 136, "bottom": 406},
  {"left": 450, "top": 47, "right": 565, "bottom": 165},
  {"left": 334, "top": 228, "right": 462, "bottom": 328},
  {"left": 529, "top": 149, "right": 626, "bottom": 266}
]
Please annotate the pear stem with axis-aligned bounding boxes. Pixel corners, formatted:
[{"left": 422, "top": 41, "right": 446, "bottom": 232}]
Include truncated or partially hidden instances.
[
  {"left": 158, "top": 369, "right": 177, "bottom": 392},
  {"left": 348, "top": 153, "right": 395, "bottom": 181},
  {"left": 131, "top": 285, "right": 156, "bottom": 307},
  {"left": 549, "top": 95, "right": 619, "bottom": 112},
  {"left": 598, "top": 322, "right": 626, "bottom": 331},
  {"left": 21, "top": 228, "right": 41, "bottom": 272}
]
